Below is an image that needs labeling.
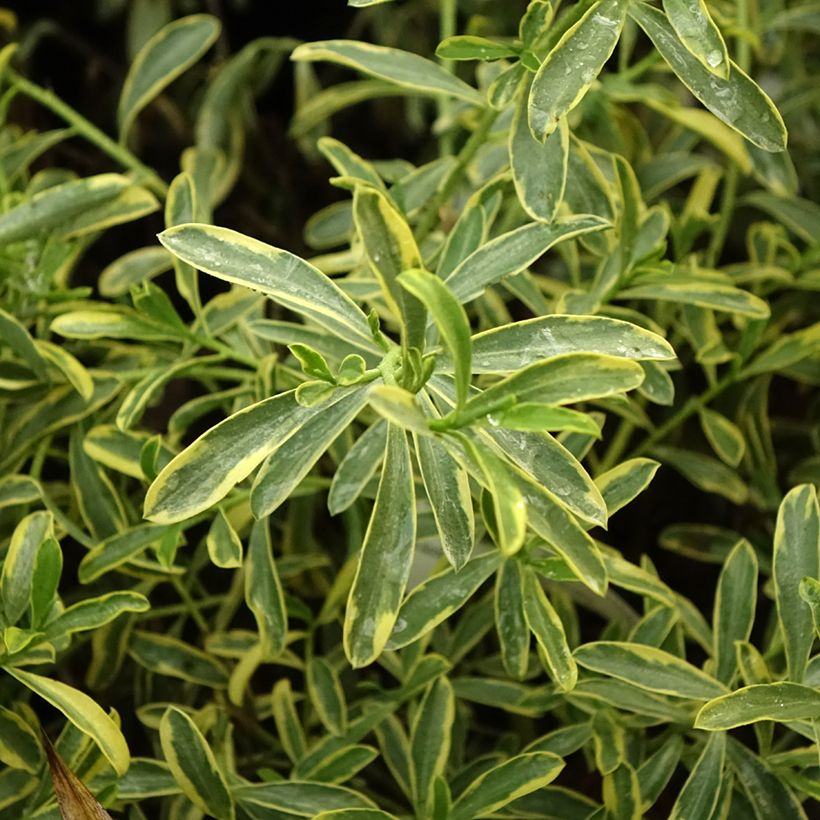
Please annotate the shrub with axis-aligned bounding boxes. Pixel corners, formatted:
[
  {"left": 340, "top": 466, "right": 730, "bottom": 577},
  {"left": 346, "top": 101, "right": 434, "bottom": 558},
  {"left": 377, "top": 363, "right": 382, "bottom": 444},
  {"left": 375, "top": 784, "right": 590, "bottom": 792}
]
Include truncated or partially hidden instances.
[{"left": 0, "top": 0, "right": 818, "bottom": 817}]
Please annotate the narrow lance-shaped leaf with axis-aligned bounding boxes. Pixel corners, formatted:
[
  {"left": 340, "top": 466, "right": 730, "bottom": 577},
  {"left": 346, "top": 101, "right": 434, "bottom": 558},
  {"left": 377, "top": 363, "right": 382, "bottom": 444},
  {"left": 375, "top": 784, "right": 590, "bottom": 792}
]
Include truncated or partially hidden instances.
[
  {"left": 145, "top": 389, "right": 348, "bottom": 524},
  {"left": 118, "top": 15, "right": 221, "bottom": 138},
  {"left": 573, "top": 641, "right": 728, "bottom": 699},
  {"left": 0, "top": 173, "right": 130, "bottom": 245},
  {"left": 386, "top": 552, "right": 501, "bottom": 649},
  {"left": 328, "top": 419, "right": 387, "bottom": 515},
  {"left": 463, "top": 437, "right": 527, "bottom": 556},
  {"left": 398, "top": 269, "right": 470, "bottom": 407},
  {"left": 354, "top": 188, "right": 426, "bottom": 351},
  {"left": 6, "top": 668, "right": 130, "bottom": 775},
  {"left": 629, "top": 3, "right": 787, "bottom": 152},
  {"left": 446, "top": 216, "right": 610, "bottom": 303},
  {"left": 344, "top": 424, "right": 416, "bottom": 667},
  {"left": 206, "top": 508, "right": 243, "bottom": 569},
  {"left": 0, "top": 307, "right": 48, "bottom": 380},
  {"left": 463, "top": 353, "right": 645, "bottom": 422},
  {"left": 158, "top": 224, "right": 377, "bottom": 353},
  {"left": 713, "top": 539, "right": 757, "bottom": 684},
  {"left": 29, "top": 535, "right": 62, "bottom": 630},
  {"left": 662, "top": 0, "right": 729, "bottom": 78},
  {"left": 159, "top": 707, "right": 235, "bottom": 820},
  {"left": 773, "top": 484, "right": 819, "bottom": 682},
  {"left": 0, "top": 706, "right": 42, "bottom": 774},
  {"left": 414, "top": 420, "right": 475, "bottom": 570},
  {"left": 272, "top": 679, "right": 307, "bottom": 764},
  {"left": 165, "top": 172, "right": 201, "bottom": 319},
  {"left": 495, "top": 559, "right": 530, "bottom": 679},
  {"left": 669, "top": 732, "right": 725, "bottom": 820},
  {"left": 595, "top": 458, "right": 660, "bottom": 517},
  {"left": 245, "top": 518, "right": 287, "bottom": 660},
  {"left": 465, "top": 314, "right": 675, "bottom": 373},
  {"left": 291, "top": 40, "right": 483, "bottom": 105},
  {"left": 449, "top": 752, "right": 565, "bottom": 820},
  {"left": 695, "top": 682, "right": 820, "bottom": 730},
  {"left": 523, "top": 568, "right": 577, "bottom": 691},
  {"left": 251, "top": 387, "right": 369, "bottom": 518},
  {"left": 1, "top": 511, "right": 53, "bottom": 625},
  {"left": 528, "top": 0, "right": 628, "bottom": 141},
  {"left": 411, "top": 677, "right": 454, "bottom": 816},
  {"left": 307, "top": 658, "right": 348, "bottom": 736},
  {"left": 47, "top": 591, "right": 150, "bottom": 639},
  {"left": 511, "top": 75, "right": 568, "bottom": 222}
]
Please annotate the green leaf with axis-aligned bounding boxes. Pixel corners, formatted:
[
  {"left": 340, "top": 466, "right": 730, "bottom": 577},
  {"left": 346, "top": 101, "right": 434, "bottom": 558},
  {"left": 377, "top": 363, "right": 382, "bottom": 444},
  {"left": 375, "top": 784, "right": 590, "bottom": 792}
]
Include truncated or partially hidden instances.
[
  {"left": 344, "top": 424, "right": 415, "bottom": 667},
  {"left": 511, "top": 77, "right": 568, "bottom": 222},
  {"left": 159, "top": 706, "right": 234, "bottom": 820},
  {"left": 353, "top": 188, "right": 426, "bottom": 350},
  {"left": 629, "top": 3, "right": 787, "bottom": 152},
  {"left": 528, "top": 0, "right": 628, "bottom": 140},
  {"left": 35, "top": 339, "right": 93, "bottom": 400},
  {"left": 602, "top": 762, "right": 641, "bottom": 820},
  {"left": 699, "top": 407, "right": 745, "bottom": 467},
  {"left": 55, "top": 184, "right": 159, "bottom": 237},
  {"left": 314, "top": 812, "right": 395, "bottom": 820},
  {"left": 398, "top": 269, "right": 470, "bottom": 407},
  {"left": 129, "top": 630, "right": 228, "bottom": 687},
  {"left": 523, "top": 567, "right": 577, "bottom": 691},
  {"left": 436, "top": 35, "right": 519, "bottom": 61},
  {"left": 415, "top": 425, "right": 475, "bottom": 569},
  {"left": 410, "top": 677, "right": 454, "bottom": 815},
  {"left": 272, "top": 679, "right": 307, "bottom": 764},
  {"left": 0, "top": 173, "right": 130, "bottom": 244},
  {"left": 291, "top": 40, "right": 483, "bottom": 105},
  {"left": 245, "top": 518, "right": 287, "bottom": 660},
  {"left": 449, "top": 752, "right": 565, "bottom": 820},
  {"left": 726, "top": 737, "right": 808, "bottom": 818},
  {"left": 592, "top": 711, "right": 625, "bottom": 774},
  {"left": 302, "top": 745, "right": 379, "bottom": 784},
  {"left": 48, "top": 591, "right": 150, "bottom": 639},
  {"left": 0, "top": 705, "right": 42, "bottom": 773},
  {"left": 6, "top": 668, "right": 130, "bottom": 775},
  {"left": 1, "top": 511, "right": 52, "bottom": 625},
  {"left": 467, "top": 315, "right": 675, "bottom": 373},
  {"left": 251, "top": 387, "right": 369, "bottom": 517},
  {"left": 118, "top": 15, "right": 221, "bottom": 138},
  {"left": 78, "top": 523, "right": 171, "bottom": 583},
  {"left": 29, "top": 536, "right": 62, "bottom": 629},
  {"left": 742, "top": 192, "right": 820, "bottom": 244},
  {"left": 595, "top": 458, "right": 660, "bottom": 517},
  {"left": 492, "top": 404, "right": 601, "bottom": 437},
  {"left": 463, "top": 437, "right": 527, "bottom": 556},
  {"left": 235, "top": 782, "right": 375, "bottom": 815},
  {"left": 669, "top": 733, "right": 725, "bottom": 819},
  {"left": 158, "top": 224, "right": 377, "bottom": 353},
  {"left": 495, "top": 559, "right": 530, "bottom": 679},
  {"left": 662, "top": 0, "right": 729, "bottom": 78},
  {"left": 618, "top": 277, "right": 770, "bottom": 318},
  {"left": 574, "top": 641, "right": 728, "bottom": 699},
  {"left": 742, "top": 323, "right": 820, "bottom": 377},
  {"left": 695, "top": 682, "right": 820, "bottom": 730},
  {"left": 145, "top": 389, "right": 339, "bottom": 523},
  {"left": 773, "top": 484, "right": 820, "bottom": 682},
  {"left": 50, "top": 307, "right": 179, "bottom": 342},
  {"left": 799, "top": 577, "right": 820, "bottom": 639},
  {"left": 387, "top": 552, "right": 501, "bottom": 649},
  {"left": 652, "top": 445, "right": 748, "bottom": 504},
  {"left": 463, "top": 353, "right": 644, "bottom": 421},
  {"left": 0, "top": 307, "right": 48, "bottom": 380},
  {"left": 446, "top": 216, "right": 609, "bottom": 303},
  {"left": 713, "top": 539, "right": 758, "bottom": 684},
  {"left": 307, "top": 658, "right": 348, "bottom": 736},
  {"left": 99, "top": 246, "right": 173, "bottom": 297},
  {"left": 329, "top": 420, "right": 387, "bottom": 515},
  {"left": 206, "top": 509, "right": 243, "bottom": 569}
]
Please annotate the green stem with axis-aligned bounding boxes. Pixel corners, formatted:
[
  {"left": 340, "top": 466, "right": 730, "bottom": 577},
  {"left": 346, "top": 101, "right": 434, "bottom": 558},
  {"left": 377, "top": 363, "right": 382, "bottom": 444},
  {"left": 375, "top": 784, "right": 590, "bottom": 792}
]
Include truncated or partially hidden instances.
[
  {"left": 10, "top": 70, "right": 168, "bottom": 198},
  {"left": 627, "top": 371, "right": 736, "bottom": 459},
  {"left": 416, "top": 106, "right": 499, "bottom": 240},
  {"left": 438, "top": 0, "right": 458, "bottom": 156},
  {"left": 171, "top": 576, "right": 210, "bottom": 634},
  {"left": 705, "top": 163, "right": 738, "bottom": 267},
  {"left": 597, "top": 420, "right": 635, "bottom": 475}
]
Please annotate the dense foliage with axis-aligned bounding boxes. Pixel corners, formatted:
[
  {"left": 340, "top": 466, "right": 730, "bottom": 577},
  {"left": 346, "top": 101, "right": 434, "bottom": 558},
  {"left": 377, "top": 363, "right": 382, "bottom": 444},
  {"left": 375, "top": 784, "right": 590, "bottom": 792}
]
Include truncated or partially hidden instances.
[{"left": 0, "top": 0, "right": 818, "bottom": 817}]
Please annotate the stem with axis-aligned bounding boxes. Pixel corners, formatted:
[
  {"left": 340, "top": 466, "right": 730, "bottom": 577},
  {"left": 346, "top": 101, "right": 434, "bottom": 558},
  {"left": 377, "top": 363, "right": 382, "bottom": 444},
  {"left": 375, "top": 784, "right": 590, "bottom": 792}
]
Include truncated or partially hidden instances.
[
  {"left": 10, "top": 70, "right": 168, "bottom": 198},
  {"left": 171, "top": 576, "right": 210, "bottom": 633},
  {"left": 705, "top": 163, "right": 738, "bottom": 267},
  {"left": 627, "top": 371, "right": 736, "bottom": 459},
  {"left": 438, "top": 0, "right": 458, "bottom": 156},
  {"left": 416, "top": 105, "right": 499, "bottom": 240},
  {"left": 597, "top": 420, "right": 635, "bottom": 475}
]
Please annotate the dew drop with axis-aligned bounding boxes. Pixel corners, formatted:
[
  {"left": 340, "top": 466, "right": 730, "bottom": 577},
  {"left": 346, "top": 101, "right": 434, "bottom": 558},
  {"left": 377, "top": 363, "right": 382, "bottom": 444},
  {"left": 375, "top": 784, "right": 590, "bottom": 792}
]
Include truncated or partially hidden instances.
[{"left": 706, "top": 50, "right": 723, "bottom": 68}]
